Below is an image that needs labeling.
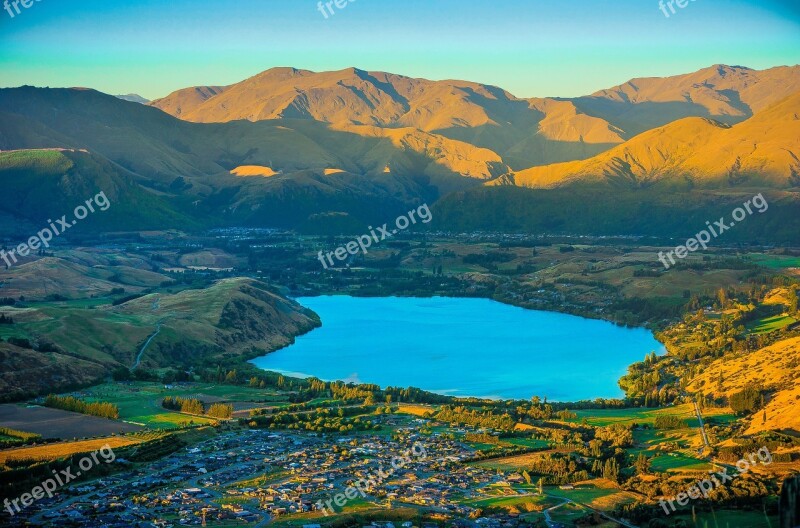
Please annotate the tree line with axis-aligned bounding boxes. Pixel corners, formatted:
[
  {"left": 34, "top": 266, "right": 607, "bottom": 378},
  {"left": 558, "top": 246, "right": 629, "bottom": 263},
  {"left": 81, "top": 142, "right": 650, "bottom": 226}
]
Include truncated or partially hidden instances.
[
  {"left": 161, "top": 396, "right": 233, "bottom": 419},
  {"left": 44, "top": 394, "right": 119, "bottom": 419}
]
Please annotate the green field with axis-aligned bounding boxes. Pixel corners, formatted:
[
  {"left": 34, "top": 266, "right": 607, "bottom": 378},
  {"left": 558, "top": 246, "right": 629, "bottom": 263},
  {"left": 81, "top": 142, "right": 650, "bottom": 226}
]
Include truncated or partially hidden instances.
[
  {"left": 74, "top": 382, "right": 286, "bottom": 428},
  {"left": 545, "top": 483, "right": 635, "bottom": 508},
  {"left": 505, "top": 437, "right": 551, "bottom": 449},
  {"left": 571, "top": 404, "right": 700, "bottom": 427},
  {"left": 629, "top": 428, "right": 686, "bottom": 454},
  {"left": 548, "top": 501, "right": 589, "bottom": 525},
  {"left": 747, "top": 314, "right": 797, "bottom": 334},
  {"left": 466, "top": 442, "right": 498, "bottom": 451},
  {"left": 748, "top": 254, "right": 800, "bottom": 269},
  {"left": 650, "top": 453, "right": 711, "bottom": 472},
  {"left": 462, "top": 493, "right": 553, "bottom": 510}
]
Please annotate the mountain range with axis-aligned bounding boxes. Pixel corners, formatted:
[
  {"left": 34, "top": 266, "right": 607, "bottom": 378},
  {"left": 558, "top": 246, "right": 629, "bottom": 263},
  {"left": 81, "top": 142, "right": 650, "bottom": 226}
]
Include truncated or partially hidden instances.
[{"left": 1, "top": 64, "right": 799, "bottom": 240}]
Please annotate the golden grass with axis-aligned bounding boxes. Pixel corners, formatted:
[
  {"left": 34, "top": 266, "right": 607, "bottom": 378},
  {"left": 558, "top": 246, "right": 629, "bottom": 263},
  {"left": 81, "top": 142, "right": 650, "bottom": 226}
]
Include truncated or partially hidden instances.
[
  {"left": 0, "top": 436, "right": 141, "bottom": 463},
  {"left": 472, "top": 452, "right": 552, "bottom": 470},
  {"left": 763, "top": 287, "right": 792, "bottom": 306},
  {"left": 687, "top": 336, "right": 800, "bottom": 434},
  {"left": 397, "top": 403, "right": 435, "bottom": 417},
  {"left": 230, "top": 165, "right": 279, "bottom": 177}
]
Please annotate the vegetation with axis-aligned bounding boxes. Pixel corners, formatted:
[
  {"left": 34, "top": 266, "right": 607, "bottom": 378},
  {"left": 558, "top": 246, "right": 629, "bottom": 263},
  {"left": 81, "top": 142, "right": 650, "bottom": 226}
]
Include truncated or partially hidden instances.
[
  {"left": 162, "top": 396, "right": 233, "bottom": 419},
  {"left": 245, "top": 405, "right": 381, "bottom": 432},
  {"left": 44, "top": 394, "right": 120, "bottom": 420}
]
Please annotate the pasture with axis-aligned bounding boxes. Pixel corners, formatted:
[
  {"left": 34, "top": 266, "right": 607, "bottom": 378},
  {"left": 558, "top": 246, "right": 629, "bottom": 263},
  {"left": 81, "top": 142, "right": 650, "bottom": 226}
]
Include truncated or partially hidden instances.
[
  {"left": 747, "top": 314, "right": 797, "bottom": 334},
  {"left": 546, "top": 480, "right": 638, "bottom": 510},
  {"left": 471, "top": 451, "right": 560, "bottom": 471},
  {"left": 649, "top": 453, "right": 711, "bottom": 472},
  {"left": 0, "top": 404, "right": 142, "bottom": 439},
  {"left": 0, "top": 436, "right": 142, "bottom": 463},
  {"left": 74, "top": 382, "right": 281, "bottom": 428}
]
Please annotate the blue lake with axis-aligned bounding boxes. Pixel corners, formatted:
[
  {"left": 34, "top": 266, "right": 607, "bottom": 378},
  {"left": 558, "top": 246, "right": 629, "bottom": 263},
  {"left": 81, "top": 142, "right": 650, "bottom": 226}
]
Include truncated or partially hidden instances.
[{"left": 251, "top": 296, "right": 664, "bottom": 401}]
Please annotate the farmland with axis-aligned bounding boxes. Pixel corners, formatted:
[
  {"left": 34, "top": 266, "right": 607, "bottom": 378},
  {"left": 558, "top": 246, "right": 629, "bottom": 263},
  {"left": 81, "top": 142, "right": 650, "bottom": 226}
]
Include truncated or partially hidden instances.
[
  {"left": 73, "top": 382, "right": 286, "bottom": 428},
  {"left": 0, "top": 436, "right": 142, "bottom": 463},
  {"left": 0, "top": 404, "right": 142, "bottom": 439},
  {"left": 0, "top": 234, "right": 797, "bottom": 527}
]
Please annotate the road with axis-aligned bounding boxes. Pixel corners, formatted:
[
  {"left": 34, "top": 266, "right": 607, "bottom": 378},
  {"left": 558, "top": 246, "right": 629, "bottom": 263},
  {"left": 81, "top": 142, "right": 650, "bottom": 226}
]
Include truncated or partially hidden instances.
[
  {"left": 693, "top": 400, "right": 711, "bottom": 448},
  {"left": 543, "top": 497, "right": 570, "bottom": 527},
  {"left": 131, "top": 322, "right": 161, "bottom": 370},
  {"left": 542, "top": 492, "right": 640, "bottom": 528}
]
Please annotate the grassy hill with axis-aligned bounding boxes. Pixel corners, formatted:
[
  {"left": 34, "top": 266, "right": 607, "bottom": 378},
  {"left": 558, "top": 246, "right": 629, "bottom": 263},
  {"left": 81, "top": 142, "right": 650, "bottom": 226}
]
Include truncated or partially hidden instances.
[
  {"left": 687, "top": 336, "right": 800, "bottom": 435},
  {"left": 0, "top": 149, "right": 196, "bottom": 235},
  {"left": 513, "top": 92, "right": 800, "bottom": 189},
  {"left": 0, "top": 272, "right": 320, "bottom": 398},
  {"left": 2, "top": 68, "right": 800, "bottom": 240},
  {"left": 432, "top": 186, "right": 800, "bottom": 242}
]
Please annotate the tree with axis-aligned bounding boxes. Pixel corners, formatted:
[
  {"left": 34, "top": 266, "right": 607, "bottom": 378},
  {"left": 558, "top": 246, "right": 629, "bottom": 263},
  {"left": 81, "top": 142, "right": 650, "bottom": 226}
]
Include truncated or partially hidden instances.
[
  {"left": 602, "top": 458, "right": 619, "bottom": 482},
  {"left": 729, "top": 385, "right": 763, "bottom": 415},
  {"left": 634, "top": 453, "right": 649, "bottom": 474},
  {"left": 717, "top": 288, "right": 728, "bottom": 308},
  {"left": 112, "top": 366, "right": 132, "bottom": 381},
  {"left": 207, "top": 403, "right": 233, "bottom": 419},
  {"left": 788, "top": 286, "right": 799, "bottom": 315}
]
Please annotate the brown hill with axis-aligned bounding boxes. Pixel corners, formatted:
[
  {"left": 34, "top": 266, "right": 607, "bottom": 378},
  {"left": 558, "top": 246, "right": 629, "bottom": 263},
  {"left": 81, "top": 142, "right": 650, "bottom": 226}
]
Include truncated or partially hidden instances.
[
  {"left": 150, "top": 67, "right": 624, "bottom": 168},
  {"left": 513, "top": 92, "right": 800, "bottom": 189},
  {"left": 577, "top": 64, "right": 800, "bottom": 134},
  {"left": 149, "top": 85, "right": 227, "bottom": 118},
  {"left": 686, "top": 336, "right": 800, "bottom": 435},
  {"left": 151, "top": 65, "right": 800, "bottom": 169}
]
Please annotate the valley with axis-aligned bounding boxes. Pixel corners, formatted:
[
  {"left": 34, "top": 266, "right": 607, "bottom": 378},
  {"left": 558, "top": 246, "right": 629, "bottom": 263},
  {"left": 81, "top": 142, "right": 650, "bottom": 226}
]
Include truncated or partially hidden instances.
[
  {"left": 0, "top": 227, "right": 798, "bottom": 527},
  {"left": 1, "top": 10, "right": 799, "bottom": 523}
]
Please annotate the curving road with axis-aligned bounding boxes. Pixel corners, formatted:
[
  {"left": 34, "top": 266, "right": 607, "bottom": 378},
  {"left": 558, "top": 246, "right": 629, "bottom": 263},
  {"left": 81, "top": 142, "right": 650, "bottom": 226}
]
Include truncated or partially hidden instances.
[{"left": 132, "top": 322, "right": 161, "bottom": 370}]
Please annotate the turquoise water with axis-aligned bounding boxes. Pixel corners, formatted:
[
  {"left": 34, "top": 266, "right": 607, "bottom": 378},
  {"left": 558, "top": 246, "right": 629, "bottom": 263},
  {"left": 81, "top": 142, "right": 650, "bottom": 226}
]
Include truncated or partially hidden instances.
[{"left": 251, "top": 296, "right": 664, "bottom": 401}]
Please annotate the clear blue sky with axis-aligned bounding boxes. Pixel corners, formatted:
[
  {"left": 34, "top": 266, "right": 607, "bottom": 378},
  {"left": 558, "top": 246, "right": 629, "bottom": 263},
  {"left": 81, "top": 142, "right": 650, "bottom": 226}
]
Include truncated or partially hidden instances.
[{"left": 0, "top": 0, "right": 798, "bottom": 99}]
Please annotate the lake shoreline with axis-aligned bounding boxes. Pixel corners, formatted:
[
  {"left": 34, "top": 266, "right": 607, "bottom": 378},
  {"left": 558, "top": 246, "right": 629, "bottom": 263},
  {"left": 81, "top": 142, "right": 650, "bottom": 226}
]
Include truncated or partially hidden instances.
[{"left": 252, "top": 295, "right": 665, "bottom": 402}]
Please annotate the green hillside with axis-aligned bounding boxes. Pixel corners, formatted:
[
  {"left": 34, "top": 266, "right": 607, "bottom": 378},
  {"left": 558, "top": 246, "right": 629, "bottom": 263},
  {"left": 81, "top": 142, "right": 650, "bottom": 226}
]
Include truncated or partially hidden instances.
[{"left": 0, "top": 149, "right": 197, "bottom": 234}]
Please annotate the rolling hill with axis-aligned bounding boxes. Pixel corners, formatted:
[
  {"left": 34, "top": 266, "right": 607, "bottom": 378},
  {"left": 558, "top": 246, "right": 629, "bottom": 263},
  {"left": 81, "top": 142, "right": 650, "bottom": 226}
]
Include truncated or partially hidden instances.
[
  {"left": 0, "top": 275, "right": 320, "bottom": 398},
  {"left": 687, "top": 336, "right": 800, "bottom": 435},
  {"left": 151, "top": 64, "right": 800, "bottom": 169},
  {"left": 1, "top": 65, "right": 799, "bottom": 239},
  {"left": 0, "top": 87, "right": 509, "bottom": 228},
  {"left": 150, "top": 66, "right": 626, "bottom": 168},
  {"left": 0, "top": 149, "right": 196, "bottom": 235},
  {"left": 512, "top": 92, "right": 800, "bottom": 189},
  {"left": 577, "top": 64, "right": 800, "bottom": 135}
]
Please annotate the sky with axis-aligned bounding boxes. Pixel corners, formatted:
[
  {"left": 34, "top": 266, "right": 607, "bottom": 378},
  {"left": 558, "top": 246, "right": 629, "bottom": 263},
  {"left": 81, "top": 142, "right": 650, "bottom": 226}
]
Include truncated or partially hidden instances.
[{"left": 0, "top": 0, "right": 798, "bottom": 100}]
